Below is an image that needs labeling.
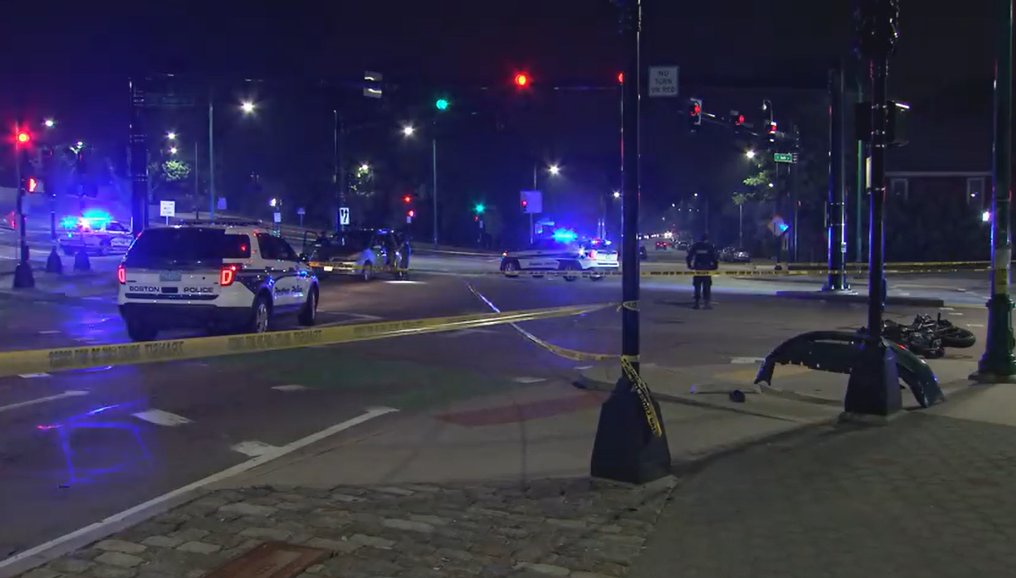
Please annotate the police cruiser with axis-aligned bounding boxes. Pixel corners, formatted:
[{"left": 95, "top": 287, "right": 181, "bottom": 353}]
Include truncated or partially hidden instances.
[
  {"left": 59, "top": 215, "right": 133, "bottom": 256},
  {"left": 117, "top": 221, "right": 318, "bottom": 341},
  {"left": 500, "top": 235, "right": 618, "bottom": 280}
]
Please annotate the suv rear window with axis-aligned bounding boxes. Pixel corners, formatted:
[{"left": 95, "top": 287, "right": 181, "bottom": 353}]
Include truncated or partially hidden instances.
[{"left": 124, "top": 228, "right": 251, "bottom": 267}]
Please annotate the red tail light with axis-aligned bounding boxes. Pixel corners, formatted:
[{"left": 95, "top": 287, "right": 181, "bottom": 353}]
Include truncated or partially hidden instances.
[
  {"left": 588, "top": 250, "right": 598, "bottom": 259},
  {"left": 117, "top": 264, "right": 126, "bottom": 285},
  {"left": 220, "top": 264, "right": 240, "bottom": 286}
]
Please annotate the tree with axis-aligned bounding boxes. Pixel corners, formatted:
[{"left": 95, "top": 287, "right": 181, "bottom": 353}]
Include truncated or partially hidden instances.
[
  {"left": 148, "top": 159, "right": 192, "bottom": 194},
  {"left": 731, "top": 192, "right": 749, "bottom": 248}
]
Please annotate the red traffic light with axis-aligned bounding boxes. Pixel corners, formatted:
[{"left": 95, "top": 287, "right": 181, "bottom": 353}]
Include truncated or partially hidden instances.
[
  {"left": 407, "top": 209, "right": 415, "bottom": 218},
  {"left": 513, "top": 73, "right": 530, "bottom": 88},
  {"left": 16, "top": 131, "right": 30, "bottom": 144},
  {"left": 402, "top": 194, "right": 412, "bottom": 204},
  {"left": 26, "top": 177, "right": 38, "bottom": 193},
  {"left": 521, "top": 199, "right": 528, "bottom": 208},
  {"left": 735, "top": 114, "right": 745, "bottom": 126},
  {"left": 768, "top": 121, "right": 778, "bottom": 134},
  {"left": 617, "top": 72, "right": 624, "bottom": 84},
  {"left": 691, "top": 103, "right": 702, "bottom": 116}
]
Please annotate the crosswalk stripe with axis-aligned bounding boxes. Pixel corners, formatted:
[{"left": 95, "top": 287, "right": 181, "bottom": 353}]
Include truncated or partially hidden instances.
[
  {"left": 132, "top": 409, "right": 192, "bottom": 427},
  {"left": 231, "top": 440, "right": 280, "bottom": 457}
]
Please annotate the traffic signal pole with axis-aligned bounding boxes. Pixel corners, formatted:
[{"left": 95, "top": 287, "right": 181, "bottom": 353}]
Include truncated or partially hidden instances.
[
  {"left": 844, "top": 0, "right": 902, "bottom": 417},
  {"left": 590, "top": 0, "right": 670, "bottom": 484},
  {"left": 12, "top": 119, "right": 34, "bottom": 289},
  {"left": 974, "top": 0, "right": 1016, "bottom": 380},
  {"left": 129, "top": 79, "right": 149, "bottom": 236}
]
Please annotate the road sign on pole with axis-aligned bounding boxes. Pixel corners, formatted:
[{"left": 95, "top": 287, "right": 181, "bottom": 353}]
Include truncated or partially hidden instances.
[
  {"left": 339, "top": 207, "right": 350, "bottom": 226},
  {"left": 648, "top": 66, "right": 679, "bottom": 98},
  {"left": 774, "top": 152, "right": 795, "bottom": 163},
  {"left": 159, "top": 200, "right": 175, "bottom": 225}
]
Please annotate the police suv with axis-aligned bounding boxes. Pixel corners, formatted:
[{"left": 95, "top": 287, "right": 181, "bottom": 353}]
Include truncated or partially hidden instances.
[
  {"left": 117, "top": 221, "right": 318, "bottom": 341},
  {"left": 500, "top": 237, "right": 618, "bottom": 280}
]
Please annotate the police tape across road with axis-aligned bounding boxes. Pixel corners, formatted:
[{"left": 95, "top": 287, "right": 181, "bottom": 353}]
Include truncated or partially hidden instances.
[{"left": 0, "top": 303, "right": 611, "bottom": 379}]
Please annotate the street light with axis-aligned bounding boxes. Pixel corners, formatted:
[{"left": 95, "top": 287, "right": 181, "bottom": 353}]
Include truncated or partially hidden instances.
[
  {"left": 745, "top": 149, "right": 756, "bottom": 160},
  {"left": 169, "top": 147, "right": 178, "bottom": 155},
  {"left": 401, "top": 124, "right": 415, "bottom": 137},
  {"left": 548, "top": 164, "right": 561, "bottom": 176},
  {"left": 613, "top": 190, "right": 621, "bottom": 199},
  {"left": 43, "top": 119, "right": 55, "bottom": 129},
  {"left": 359, "top": 163, "right": 370, "bottom": 173},
  {"left": 240, "top": 100, "right": 256, "bottom": 115},
  {"left": 269, "top": 198, "right": 278, "bottom": 208},
  {"left": 166, "top": 131, "right": 177, "bottom": 141},
  {"left": 693, "top": 192, "right": 699, "bottom": 198}
]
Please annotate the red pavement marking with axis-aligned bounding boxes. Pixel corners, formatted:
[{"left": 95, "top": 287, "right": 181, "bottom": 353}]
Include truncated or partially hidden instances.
[{"left": 437, "top": 392, "right": 606, "bottom": 427}]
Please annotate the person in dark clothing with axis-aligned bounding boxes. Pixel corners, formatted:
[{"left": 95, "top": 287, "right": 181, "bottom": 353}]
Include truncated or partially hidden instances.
[{"left": 686, "top": 233, "right": 719, "bottom": 309}]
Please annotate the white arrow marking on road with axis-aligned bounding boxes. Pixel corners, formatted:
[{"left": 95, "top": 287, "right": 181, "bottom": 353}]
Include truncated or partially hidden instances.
[
  {"left": 513, "top": 377, "right": 546, "bottom": 384},
  {"left": 0, "top": 390, "right": 88, "bottom": 414},
  {"left": 231, "top": 440, "right": 280, "bottom": 457},
  {"left": 18, "top": 373, "right": 51, "bottom": 379},
  {"left": 131, "top": 409, "right": 193, "bottom": 427},
  {"left": 272, "top": 384, "right": 308, "bottom": 392}
]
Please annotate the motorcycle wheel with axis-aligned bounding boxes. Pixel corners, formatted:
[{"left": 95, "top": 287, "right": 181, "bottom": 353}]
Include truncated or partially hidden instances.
[{"left": 939, "top": 327, "right": 976, "bottom": 348}]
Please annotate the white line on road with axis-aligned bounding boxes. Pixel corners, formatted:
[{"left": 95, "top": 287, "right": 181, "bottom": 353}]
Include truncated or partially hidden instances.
[
  {"left": 231, "top": 440, "right": 280, "bottom": 457},
  {"left": 731, "top": 357, "right": 766, "bottom": 364},
  {"left": 0, "top": 406, "right": 398, "bottom": 578},
  {"left": 38, "top": 330, "right": 60, "bottom": 335},
  {"left": 952, "top": 312, "right": 965, "bottom": 316},
  {"left": 131, "top": 409, "right": 192, "bottom": 427},
  {"left": 0, "top": 390, "right": 88, "bottom": 414},
  {"left": 966, "top": 323, "right": 985, "bottom": 328},
  {"left": 384, "top": 280, "right": 425, "bottom": 285},
  {"left": 940, "top": 307, "right": 956, "bottom": 311},
  {"left": 271, "top": 384, "right": 308, "bottom": 392},
  {"left": 574, "top": 365, "right": 593, "bottom": 371},
  {"left": 18, "top": 373, "right": 50, "bottom": 379},
  {"left": 513, "top": 377, "right": 546, "bottom": 384}
]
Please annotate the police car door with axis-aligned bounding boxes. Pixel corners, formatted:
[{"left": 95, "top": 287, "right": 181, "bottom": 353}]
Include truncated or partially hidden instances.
[
  {"left": 521, "top": 239, "right": 558, "bottom": 270},
  {"left": 256, "top": 233, "right": 304, "bottom": 311}
]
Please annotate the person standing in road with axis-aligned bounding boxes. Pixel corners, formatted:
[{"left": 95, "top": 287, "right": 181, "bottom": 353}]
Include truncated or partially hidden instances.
[{"left": 686, "top": 232, "right": 718, "bottom": 309}]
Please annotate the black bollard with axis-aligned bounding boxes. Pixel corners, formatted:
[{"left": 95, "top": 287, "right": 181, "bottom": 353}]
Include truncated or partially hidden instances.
[
  {"left": 46, "top": 246, "right": 63, "bottom": 274},
  {"left": 73, "top": 250, "right": 91, "bottom": 272}
]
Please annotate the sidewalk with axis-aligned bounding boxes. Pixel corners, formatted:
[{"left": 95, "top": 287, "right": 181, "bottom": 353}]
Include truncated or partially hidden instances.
[
  {"left": 0, "top": 268, "right": 113, "bottom": 303},
  {"left": 10, "top": 361, "right": 1006, "bottom": 578}
]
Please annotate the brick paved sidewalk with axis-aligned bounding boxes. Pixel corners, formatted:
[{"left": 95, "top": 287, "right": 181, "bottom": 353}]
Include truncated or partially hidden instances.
[
  {"left": 21, "top": 478, "right": 676, "bottom": 578},
  {"left": 631, "top": 405, "right": 1016, "bottom": 578}
]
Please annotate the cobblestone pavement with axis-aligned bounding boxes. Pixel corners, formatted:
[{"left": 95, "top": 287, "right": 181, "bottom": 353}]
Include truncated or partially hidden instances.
[
  {"left": 632, "top": 412, "right": 1016, "bottom": 578},
  {"left": 22, "top": 478, "right": 676, "bottom": 578}
]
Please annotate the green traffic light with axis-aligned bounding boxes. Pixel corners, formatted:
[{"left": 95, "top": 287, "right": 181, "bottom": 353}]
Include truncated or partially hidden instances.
[
  {"left": 474, "top": 203, "right": 485, "bottom": 214},
  {"left": 435, "top": 98, "right": 450, "bottom": 111}
]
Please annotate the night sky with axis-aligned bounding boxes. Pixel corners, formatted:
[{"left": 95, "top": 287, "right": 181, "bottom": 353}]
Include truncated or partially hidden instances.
[{"left": 0, "top": 0, "right": 1000, "bottom": 246}]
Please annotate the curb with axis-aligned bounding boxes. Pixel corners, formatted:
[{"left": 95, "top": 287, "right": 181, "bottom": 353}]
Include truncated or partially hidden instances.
[{"left": 775, "top": 290, "right": 945, "bottom": 308}]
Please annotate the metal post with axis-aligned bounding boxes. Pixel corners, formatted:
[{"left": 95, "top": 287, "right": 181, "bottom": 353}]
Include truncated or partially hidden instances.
[
  {"left": 432, "top": 135, "right": 438, "bottom": 248},
  {"left": 844, "top": 0, "right": 902, "bottom": 417},
  {"left": 825, "top": 66, "right": 849, "bottom": 291},
  {"left": 12, "top": 118, "right": 33, "bottom": 288},
  {"left": 129, "top": 79, "right": 149, "bottom": 237},
  {"left": 333, "top": 110, "right": 343, "bottom": 232},
  {"left": 208, "top": 91, "right": 216, "bottom": 219},
  {"left": 590, "top": 0, "right": 670, "bottom": 484},
  {"left": 975, "top": 0, "right": 1016, "bottom": 380},
  {"left": 531, "top": 163, "right": 538, "bottom": 244},
  {"left": 738, "top": 204, "right": 744, "bottom": 248},
  {"left": 194, "top": 140, "right": 200, "bottom": 219},
  {"left": 856, "top": 77, "right": 866, "bottom": 263}
]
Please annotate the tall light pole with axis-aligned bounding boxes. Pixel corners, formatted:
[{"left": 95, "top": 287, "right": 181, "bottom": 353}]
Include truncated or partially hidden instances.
[
  {"left": 208, "top": 91, "right": 215, "bottom": 219},
  {"left": 591, "top": 0, "right": 670, "bottom": 484},
  {"left": 975, "top": 0, "right": 1016, "bottom": 380}
]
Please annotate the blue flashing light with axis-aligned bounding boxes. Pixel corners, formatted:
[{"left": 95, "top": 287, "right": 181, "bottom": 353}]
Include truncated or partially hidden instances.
[
  {"left": 552, "top": 228, "right": 578, "bottom": 243},
  {"left": 80, "top": 209, "right": 112, "bottom": 228},
  {"left": 60, "top": 216, "right": 79, "bottom": 230},
  {"left": 777, "top": 222, "right": 790, "bottom": 233}
]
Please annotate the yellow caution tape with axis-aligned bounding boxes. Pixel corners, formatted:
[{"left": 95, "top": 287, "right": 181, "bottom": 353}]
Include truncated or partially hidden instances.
[
  {"left": 620, "top": 356, "right": 663, "bottom": 438},
  {"left": 0, "top": 303, "right": 609, "bottom": 378}
]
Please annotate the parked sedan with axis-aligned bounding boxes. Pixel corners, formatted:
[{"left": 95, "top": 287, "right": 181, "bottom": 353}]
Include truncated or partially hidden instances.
[{"left": 720, "top": 247, "right": 751, "bottom": 263}]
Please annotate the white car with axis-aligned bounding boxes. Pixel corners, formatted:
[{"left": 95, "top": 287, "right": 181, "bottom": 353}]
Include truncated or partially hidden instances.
[
  {"left": 500, "top": 238, "right": 618, "bottom": 281},
  {"left": 60, "top": 219, "right": 134, "bottom": 255},
  {"left": 117, "top": 222, "right": 319, "bottom": 341}
]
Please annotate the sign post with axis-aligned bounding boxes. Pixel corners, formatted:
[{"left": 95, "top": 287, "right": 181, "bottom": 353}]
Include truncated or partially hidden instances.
[
  {"left": 297, "top": 207, "right": 306, "bottom": 227},
  {"left": 159, "top": 200, "right": 176, "bottom": 225}
]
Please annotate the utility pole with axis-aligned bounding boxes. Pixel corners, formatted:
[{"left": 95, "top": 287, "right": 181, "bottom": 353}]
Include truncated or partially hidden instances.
[
  {"left": 208, "top": 90, "right": 216, "bottom": 219},
  {"left": 590, "top": 0, "right": 670, "bottom": 484},
  {"left": 974, "top": 0, "right": 1016, "bottom": 380},
  {"left": 12, "top": 118, "right": 34, "bottom": 289},
  {"left": 856, "top": 74, "right": 867, "bottom": 263},
  {"left": 333, "top": 110, "right": 347, "bottom": 233},
  {"left": 129, "top": 79, "right": 149, "bottom": 236},
  {"left": 432, "top": 134, "right": 438, "bottom": 248},
  {"left": 824, "top": 66, "right": 849, "bottom": 291},
  {"left": 844, "top": 0, "right": 902, "bottom": 417}
]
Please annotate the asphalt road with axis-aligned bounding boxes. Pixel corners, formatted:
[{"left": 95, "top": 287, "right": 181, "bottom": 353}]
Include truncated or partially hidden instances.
[{"left": 0, "top": 252, "right": 992, "bottom": 562}]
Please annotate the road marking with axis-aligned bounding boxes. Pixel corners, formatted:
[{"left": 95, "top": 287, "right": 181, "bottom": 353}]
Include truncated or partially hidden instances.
[
  {"left": 0, "top": 390, "right": 88, "bottom": 414},
  {"left": 0, "top": 406, "right": 398, "bottom": 577},
  {"left": 231, "top": 440, "right": 280, "bottom": 457},
  {"left": 131, "top": 409, "right": 192, "bottom": 427},
  {"left": 731, "top": 357, "right": 765, "bottom": 364},
  {"left": 38, "top": 330, "right": 61, "bottom": 335},
  {"left": 444, "top": 328, "right": 499, "bottom": 337},
  {"left": 18, "top": 373, "right": 50, "bottom": 378},
  {"left": 940, "top": 307, "right": 956, "bottom": 311},
  {"left": 384, "top": 279, "right": 425, "bottom": 284},
  {"left": 952, "top": 312, "right": 965, "bottom": 316},
  {"left": 966, "top": 323, "right": 985, "bottom": 328},
  {"left": 513, "top": 377, "right": 546, "bottom": 384},
  {"left": 271, "top": 384, "right": 308, "bottom": 392},
  {"left": 574, "top": 365, "right": 593, "bottom": 370}
]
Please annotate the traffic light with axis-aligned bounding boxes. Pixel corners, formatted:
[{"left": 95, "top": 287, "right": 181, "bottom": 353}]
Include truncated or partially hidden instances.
[
  {"left": 25, "top": 177, "right": 38, "bottom": 193},
  {"left": 473, "top": 202, "right": 485, "bottom": 215},
  {"left": 15, "top": 130, "right": 31, "bottom": 145},
  {"left": 402, "top": 194, "right": 412, "bottom": 204},
  {"left": 407, "top": 209, "right": 415, "bottom": 218},
  {"left": 435, "top": 98, "right": 450, "bottom": 111},
  {"left": 521, "top": 198, "right": 528, "bottom": 211},
  {"left": 767, "top": 121, "right": 778, "bottom": 135},
  {"left": 688, "top": 98, "right": 703, "bottom": 127},
  {"left": 513, "top": 72, "right": 530, "bottom": 89},
  {"left": 731, "top": 111, "right": 745, "bottom": 132},
  {"left": 617, "top": 72, "right": 624, "bottom": 84}
]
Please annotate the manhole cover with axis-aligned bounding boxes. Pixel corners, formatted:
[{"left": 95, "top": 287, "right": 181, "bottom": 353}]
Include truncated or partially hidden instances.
[{"left": 204, "top": 542, "right": 328, "bottom": 578}]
